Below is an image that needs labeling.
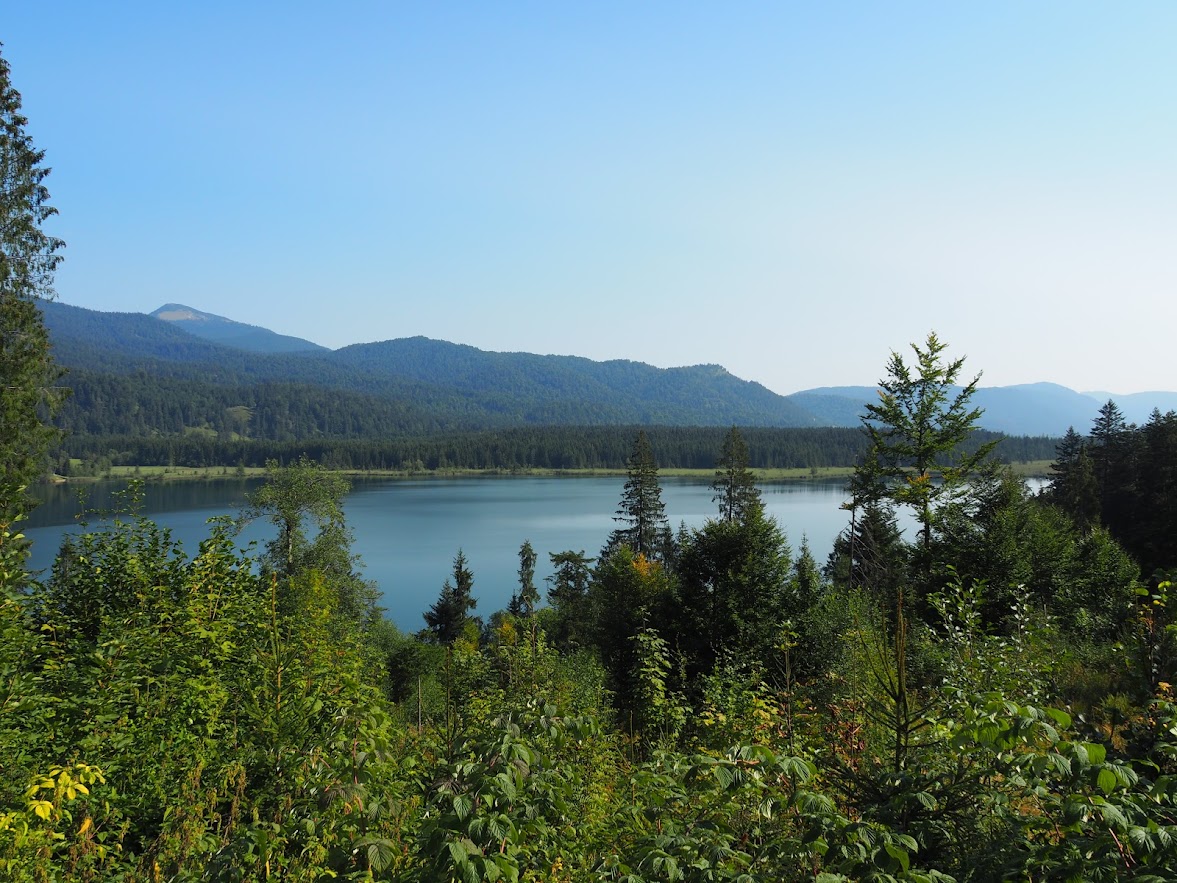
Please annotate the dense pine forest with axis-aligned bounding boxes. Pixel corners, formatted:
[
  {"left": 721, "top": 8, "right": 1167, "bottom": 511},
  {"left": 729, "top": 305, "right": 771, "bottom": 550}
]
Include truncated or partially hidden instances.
[
  {"left": 52, "top": 424, "right": 1059, "bottom": 476},
  {"left": 5, "top": 45, "right": 1177, "bottom": 883}
]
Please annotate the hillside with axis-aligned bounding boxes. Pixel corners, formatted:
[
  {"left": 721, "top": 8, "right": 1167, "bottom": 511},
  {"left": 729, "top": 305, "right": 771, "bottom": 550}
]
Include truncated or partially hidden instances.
[
  {"left": 41, "top": 302, "right": 815, "bottom": 432},
  {"left": 42, "top": 301, "right": 1176, "bottom": 439}
]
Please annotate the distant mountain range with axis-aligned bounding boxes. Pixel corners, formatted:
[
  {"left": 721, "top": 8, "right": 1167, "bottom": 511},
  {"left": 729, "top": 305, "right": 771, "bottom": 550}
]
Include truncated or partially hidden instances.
[{"left": 39, "top": 301, "right": 1177, "bottom": 438}]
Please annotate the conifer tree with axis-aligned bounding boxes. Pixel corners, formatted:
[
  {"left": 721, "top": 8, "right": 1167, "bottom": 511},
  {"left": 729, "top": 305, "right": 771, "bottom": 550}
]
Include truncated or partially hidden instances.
[
  {"left": 516, "top": 539, "right": 538, "bottom": 616},
  {"left": 0, "top": 43, "right": 66, "bottom": 522},
  {"left": 1047, "top": 427, "right": 1100, "bottom": 530},
  {"left": 425, "top": 549, "right": 476, "bottom": 643},
  {"left": 605, "top": 430, "right": 670, "bottom": 559},
  {"left": 858, "top": 333, "right": 995, "bottom": 561},
  {"left": 712, "top": 426, "right": 763, "bottom": 522},
  {"left": 544, "top": 549, "right": 594, "bottom": 648}
]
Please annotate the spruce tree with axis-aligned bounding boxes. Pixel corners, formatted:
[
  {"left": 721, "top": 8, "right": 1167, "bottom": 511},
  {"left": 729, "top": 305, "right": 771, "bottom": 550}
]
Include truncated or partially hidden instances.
[
  {"left": 0, "top": 43, "right": 66, "bottom": 522},
  {"left": 605, "top": 430, "right": 670, "bottom": 559},
  {"left": 514, "top": 539, "right": 539, "bottom": 617},
  {"left": 711, "top": 426, "right": 762, "bottom": 522},
  {"left": 1047, "top": 427, "right": 1100, "bottom": 530},
  {"left": 858, "top": 333, "right": 995, "bottom": 562},
  {"left": 425, "top": 549, "right": 476, "bottom": 643}
]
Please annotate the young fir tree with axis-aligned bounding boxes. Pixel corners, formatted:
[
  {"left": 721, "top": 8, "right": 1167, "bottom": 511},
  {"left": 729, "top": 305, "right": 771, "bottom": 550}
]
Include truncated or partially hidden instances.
[
  {"left": 858, "top": 332, "right": 995, "bottom": 563},
  {"left": 605, "top": 430, "right": 670, "bottom": 560},
  {"left": 0, "top": 43, "right": 66, "bottom": 523},
  {"left": 544, "top": 549, "right": 594, "bottom": 648},
  {"left": 425, "top": 549, "right": 476, "bottom": 644}
]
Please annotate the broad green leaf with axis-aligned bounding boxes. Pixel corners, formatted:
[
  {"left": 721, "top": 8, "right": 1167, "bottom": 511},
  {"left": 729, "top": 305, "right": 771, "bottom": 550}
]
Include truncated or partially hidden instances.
[{"left": 1096, "top": 768, "right": 1117, "bottom": 794}]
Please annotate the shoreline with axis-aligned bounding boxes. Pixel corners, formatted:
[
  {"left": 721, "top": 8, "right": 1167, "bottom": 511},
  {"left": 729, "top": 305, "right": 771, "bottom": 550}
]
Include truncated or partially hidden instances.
[{"left": 43, "top": 460, "right": 1055, "bottom": 485}]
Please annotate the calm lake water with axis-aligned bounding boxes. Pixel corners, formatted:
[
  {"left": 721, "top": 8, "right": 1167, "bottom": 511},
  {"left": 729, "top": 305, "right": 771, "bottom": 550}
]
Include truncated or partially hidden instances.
[{"left": 24, "top": 476, "right": 861, "bottom": 630}]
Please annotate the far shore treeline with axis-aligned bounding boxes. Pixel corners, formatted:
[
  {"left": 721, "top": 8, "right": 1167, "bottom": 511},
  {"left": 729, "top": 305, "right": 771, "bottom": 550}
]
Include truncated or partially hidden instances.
[{"left": 52, "top": 424, "right": 1062, "bottom": 475}]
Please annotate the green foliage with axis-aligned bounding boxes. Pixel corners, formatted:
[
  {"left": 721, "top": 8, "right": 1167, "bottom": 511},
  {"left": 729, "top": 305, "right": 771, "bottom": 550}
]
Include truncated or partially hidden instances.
[
  {"left": 673, "top": 508, "right": 793, "bottom": 682},
  {"left": 12, "top": 312, "right": 1177, "bottom": 882},
  {"left": 0, "top": 44, "right": 65, "bottom": 521},
  {"left": 605, "top": 431, "right": 672, "bottom": 560},
  {"left": 858, "top": 333, "right": 996, "bottom": 569},
  {"left": 426, "top": 549, "right": 479, "bottom": 644},
  {"left": 630, "top": 628, "right": 688, "bottom": 747},
  {"left": 2, "top": 504, "right": 417, "bottom": 880},
  {"left": 711, "top": 426, "right": 763, "bottom": 523},
  {"left": 587, "top": 547, "right": 675, "bottom": 727},
  {"left": 238, "top": 455, "right": 377, "bottom": 624},
  {"left": 509, "top": 539, "right": 539, "bottom": 618},
  {"left": 1046, "top": 427, "right": 1101, "bottom": 530},
  {"left": 415, "top": 700, "right": 613, "bottom": 882},
  {"left": 931, "top": 468, "right": 1139, "bottom": 639},
  {"left": 544, "top": 549, "right": 594, "bottom": 650},
  {"left": 827, "top": 500, "right": 909, "bottom": 600}
]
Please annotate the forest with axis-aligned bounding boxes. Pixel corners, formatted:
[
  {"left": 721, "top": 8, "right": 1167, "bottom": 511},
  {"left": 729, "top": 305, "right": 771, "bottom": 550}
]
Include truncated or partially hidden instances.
[
  {"left": 52, "top": 423, "right": 1060, "bottom": 477},
  {"left": 5, "top": 43, "right": 1177, "bottom": 883}
]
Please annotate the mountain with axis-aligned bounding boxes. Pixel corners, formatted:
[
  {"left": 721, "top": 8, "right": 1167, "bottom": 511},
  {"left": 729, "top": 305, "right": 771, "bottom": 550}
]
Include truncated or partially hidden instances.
[
  {"left": 785, "top": 382, "right": 1174, "bottom": 437},
  {"left": 328, "top": 338, "right": 815, "bottom": 426},
  {"left": 41, "top": 302, "right": 815, "bottom": 431},
  {"left": 150, "top": 303, "right": 327, "bottom": 353},
  {"left": 42, "top": 301, "right": 1176, "bottom": 438}
]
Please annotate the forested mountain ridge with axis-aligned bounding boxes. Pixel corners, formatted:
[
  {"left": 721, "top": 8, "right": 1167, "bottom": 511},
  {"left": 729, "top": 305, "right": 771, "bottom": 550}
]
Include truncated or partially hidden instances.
[
  {"left": 41, "top": 301, "right": 819, "bottom": 430},
  {"left": 42, "top": 300, "right": 1174, "bottom": 437}
]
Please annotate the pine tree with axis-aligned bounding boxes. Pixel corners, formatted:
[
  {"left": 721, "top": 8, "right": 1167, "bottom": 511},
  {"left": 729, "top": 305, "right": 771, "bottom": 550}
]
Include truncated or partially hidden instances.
[
  {"left": 1047, "top": 427, "right": 1100, "bottom": 530},
  {"left": 544, "top": 549, "right": 594, "bottom": 648},
  {"left": 1138, "top": 409, "right": 1177, "bottom": 572},
  {"left": 1088, "top": 400, "right": 1137, "bottom": 534},
  {"left": 1, "top": 43, "right": 66, "bottom": 522},
  {"left": 711, "top": 426, "right": 763, "bottom": 522},
  {"left": 605, "top": 430, "right": 670, "bottom": 559},
  {"left": 515, "top": 539, "right": 538, "bottom": 616},
  {"left": 425, "top": 549, "right": 476, "bottom": 644},
  {"left": 859, "top": 333, "right": 996, "bottom": 563},
  {"left": 674, "top": 507, "right": 792, "bottom": 679}
]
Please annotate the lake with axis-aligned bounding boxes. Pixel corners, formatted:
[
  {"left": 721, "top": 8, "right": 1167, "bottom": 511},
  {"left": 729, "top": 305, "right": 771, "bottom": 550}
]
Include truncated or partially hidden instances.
[{"left": 24, "top": 476, "right": 862, "bottom": 630}]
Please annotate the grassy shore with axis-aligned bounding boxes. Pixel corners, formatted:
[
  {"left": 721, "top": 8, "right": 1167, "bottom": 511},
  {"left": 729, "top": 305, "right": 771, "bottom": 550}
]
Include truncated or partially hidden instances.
[{"left": 52, "top": 460, "right": 1056, "bottom": 484}]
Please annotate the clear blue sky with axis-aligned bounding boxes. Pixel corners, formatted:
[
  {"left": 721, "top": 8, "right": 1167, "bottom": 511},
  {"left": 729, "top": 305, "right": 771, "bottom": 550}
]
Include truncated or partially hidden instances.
[{"left": 6, "top": 3, "right": 1175, "bottom": 394}]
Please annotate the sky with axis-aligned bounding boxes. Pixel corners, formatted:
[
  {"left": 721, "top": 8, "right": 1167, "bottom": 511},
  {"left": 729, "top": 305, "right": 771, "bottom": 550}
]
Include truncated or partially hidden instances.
[{"left": 5, "top": 3, "right": 1176, "bottom": 395}]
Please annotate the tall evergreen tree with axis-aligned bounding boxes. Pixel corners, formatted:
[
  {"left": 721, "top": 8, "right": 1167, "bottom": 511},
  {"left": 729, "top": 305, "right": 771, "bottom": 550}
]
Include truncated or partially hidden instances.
[
  {"left": 1088, "top": 400, "right": 1138, "bottom": 536},
  {"left": 1138, "top": 409, "right": 1177, "bottom": 573},
  {"left": 826, "top": 500, "right": 908, "bottom": 598},
  {"left": 1046, "top": 427, "right": 1100, "bottom": 530},
  {"left": 711, "top": 426, "right": 762, "bottom": 522},
  {"left": 544, "top": 549, "right": 594, "bottom": 648},
  {"left": 508, "top": 539, "right": 539, "bottom": 617},
  {"left": 674, "top": 507, "right": 792, "bottom": 680},
  {"left": 425, "top": 549, "right": 476, "bottom": 644},
  {"left": 0, "top": 43, "right": 66, "bottom": 522},
  {"left": 858, "top": 333, "right": 996, "bottom": 566},
  {"left": 605, "top": 430, "right": 670, "bottom": 560}
]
